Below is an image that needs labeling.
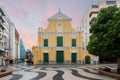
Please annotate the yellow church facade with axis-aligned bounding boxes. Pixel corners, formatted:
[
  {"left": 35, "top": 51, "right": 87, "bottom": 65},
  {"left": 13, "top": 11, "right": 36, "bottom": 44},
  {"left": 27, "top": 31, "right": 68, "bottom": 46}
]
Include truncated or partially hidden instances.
[{"left": 32, "top": 10, "right": 94, "bottom": 64}]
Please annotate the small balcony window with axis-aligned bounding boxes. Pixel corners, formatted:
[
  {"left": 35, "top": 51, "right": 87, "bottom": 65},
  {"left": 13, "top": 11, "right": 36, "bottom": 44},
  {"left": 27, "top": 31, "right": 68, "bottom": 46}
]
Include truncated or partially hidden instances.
[
  {"left": 91, "top": 5, "right": 99, "bottom": 8},
  {"left": 106, "top": 1, "right": 116, "bottom": 5}
]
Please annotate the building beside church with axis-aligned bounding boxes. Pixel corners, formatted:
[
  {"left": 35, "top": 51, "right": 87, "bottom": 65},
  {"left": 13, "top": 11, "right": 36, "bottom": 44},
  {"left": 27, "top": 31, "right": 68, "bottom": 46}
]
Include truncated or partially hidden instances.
[
  {"left": 32, "top": 9, "right": 94, "bottom": 64},
  {"left": 80, "top": 0, "right": 120, "bottom": 63},
  {"left": 0, "top": 7, "right": 10, "bottom": 65}
]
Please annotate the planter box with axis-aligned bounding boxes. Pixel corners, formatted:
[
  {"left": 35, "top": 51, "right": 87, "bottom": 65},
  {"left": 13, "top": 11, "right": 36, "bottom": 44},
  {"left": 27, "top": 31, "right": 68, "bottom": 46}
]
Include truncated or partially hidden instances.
[
  {"left": 0, "top": 69, "right": 12, "bottom": 78},
  {"left": 99, "top": 68, "right": 120, "bottom": 79},
  {"left": 104, "top": 67, "right": 111, "bottom": 72}
]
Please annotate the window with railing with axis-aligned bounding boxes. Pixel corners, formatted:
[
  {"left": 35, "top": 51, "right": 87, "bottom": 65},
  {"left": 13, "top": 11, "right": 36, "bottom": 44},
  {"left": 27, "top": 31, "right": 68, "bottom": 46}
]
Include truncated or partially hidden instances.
[
  {"left": 57, "top": 37, "right": 63, "bottom": 47},
  {"left": 44, "top": 39, "right": 48, "bottom": 47},
  {"left": 72, "top": 39, "right": 76, "bottom": 47}
]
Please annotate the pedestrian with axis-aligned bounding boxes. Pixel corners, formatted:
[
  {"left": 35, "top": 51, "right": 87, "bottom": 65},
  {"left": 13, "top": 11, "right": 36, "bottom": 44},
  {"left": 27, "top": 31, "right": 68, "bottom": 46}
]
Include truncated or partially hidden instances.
[
  {"left": 27, "top": 53, "right": 33, "bottom": 65},
  {"left": 29, "top": 53, "right": 33, "bottom": 65}
]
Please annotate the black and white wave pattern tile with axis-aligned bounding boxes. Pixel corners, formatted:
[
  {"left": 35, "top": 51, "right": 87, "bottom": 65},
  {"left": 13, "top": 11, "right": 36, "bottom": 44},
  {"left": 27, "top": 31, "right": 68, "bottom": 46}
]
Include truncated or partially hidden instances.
[{"left": 0, "top": 65, "right": 117, "bottom": 80}]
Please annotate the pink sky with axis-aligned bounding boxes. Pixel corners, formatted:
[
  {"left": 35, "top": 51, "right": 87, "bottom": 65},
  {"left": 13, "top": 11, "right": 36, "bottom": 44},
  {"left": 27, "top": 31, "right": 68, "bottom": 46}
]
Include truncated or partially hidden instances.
[{"left": 0, "top": 0, "right": 101, "bottom": 49}]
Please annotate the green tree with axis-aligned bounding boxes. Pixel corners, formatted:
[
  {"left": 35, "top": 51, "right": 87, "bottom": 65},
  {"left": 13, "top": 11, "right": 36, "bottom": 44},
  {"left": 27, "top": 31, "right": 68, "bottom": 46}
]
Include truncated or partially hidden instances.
[{"left": 87, "top": 6, "right": 120, "bottom": 69}]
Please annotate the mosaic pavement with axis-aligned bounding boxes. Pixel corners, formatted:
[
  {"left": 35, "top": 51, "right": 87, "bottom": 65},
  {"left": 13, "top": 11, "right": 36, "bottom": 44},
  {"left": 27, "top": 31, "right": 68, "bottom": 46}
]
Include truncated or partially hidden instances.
[{"left": 0, "top": 64, "right": 117, "bottom": 80}]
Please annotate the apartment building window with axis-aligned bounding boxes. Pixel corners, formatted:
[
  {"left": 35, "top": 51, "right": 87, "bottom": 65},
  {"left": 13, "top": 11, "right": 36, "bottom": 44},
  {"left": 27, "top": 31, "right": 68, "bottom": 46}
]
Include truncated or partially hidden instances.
[
  {"left": 57, "top": 37, "right": 63, "bottom": 47},
  {"left": 92, "top": 5, "right": 99, "bottom": 8},
  {"left": 44, "top": 39, "right": 48, "bottom": 47},
  {"left": 89, "top": 29, "right": 92, "bottom": 33},
  {"left": 72, "top": 39, "right": 76, "bottom": 47},
  {"left": 106, "top": 1, "right": 116, "bottom": 5}
]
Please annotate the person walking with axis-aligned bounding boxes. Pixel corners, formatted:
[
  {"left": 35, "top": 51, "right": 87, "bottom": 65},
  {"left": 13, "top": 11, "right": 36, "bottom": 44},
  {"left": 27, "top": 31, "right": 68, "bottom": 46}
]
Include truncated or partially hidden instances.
[{"left": 27, "top": 53, "right": 33, "bottom": 65}]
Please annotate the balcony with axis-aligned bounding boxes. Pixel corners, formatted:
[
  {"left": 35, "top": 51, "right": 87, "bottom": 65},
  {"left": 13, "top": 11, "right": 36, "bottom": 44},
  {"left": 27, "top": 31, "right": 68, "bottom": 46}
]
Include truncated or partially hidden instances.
[
  {"left": 89, "top": 13, "right": 97, "bottom": 24},
  {"left": 0, "top": 22, "right": 5, "bottom": 29},
  {"left": 0, "top": 47, "right": 4, "bottom": 51},
  {"left": 0, "top": 43, "right": 4, "bottom": 51},
  {"left": 89, "top": 8, "right": 98, "bottom": 17},
  {"left": 2, "top": 22, "right": 8, "bottom": 30},
  {"left": 0, "top": 34, "right": 3, "bottom": 41},
  {"left": 0, "top": 31, "right": 3, "bottom": 35}
]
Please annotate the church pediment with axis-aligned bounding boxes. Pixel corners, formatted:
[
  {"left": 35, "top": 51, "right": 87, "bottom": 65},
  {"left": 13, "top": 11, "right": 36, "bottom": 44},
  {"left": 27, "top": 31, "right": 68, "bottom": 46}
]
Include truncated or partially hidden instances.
[{"left": 48, "top": 9, "right": 72, "bottom": 21}]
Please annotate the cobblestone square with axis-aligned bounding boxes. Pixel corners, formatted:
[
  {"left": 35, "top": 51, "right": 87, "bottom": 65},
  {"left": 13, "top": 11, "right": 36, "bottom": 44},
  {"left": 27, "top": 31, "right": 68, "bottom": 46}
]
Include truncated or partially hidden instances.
[{"left": 0, "top": 64, "right": 117, "bottom": 80}]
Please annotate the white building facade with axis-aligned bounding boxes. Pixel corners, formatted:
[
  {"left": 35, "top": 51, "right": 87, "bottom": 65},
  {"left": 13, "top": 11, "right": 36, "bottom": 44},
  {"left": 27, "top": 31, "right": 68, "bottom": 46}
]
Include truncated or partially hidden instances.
[
  {"left": 0, "top": 6, "right": 21, "bottom": 65},
  {"left": 9, "top": 21, "right": 16, "bottom": 60},
  {"left": 0, "top": 6, "right": 10, "bottom": 65}
]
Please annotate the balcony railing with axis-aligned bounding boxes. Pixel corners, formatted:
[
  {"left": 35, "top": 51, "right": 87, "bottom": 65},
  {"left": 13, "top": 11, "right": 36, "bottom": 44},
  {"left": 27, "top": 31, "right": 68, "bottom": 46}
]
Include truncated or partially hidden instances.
[
  {"left": 2, "top": 22, "right": 8, "bottom": 30},
  {"left": 0, "top": 22, "right": 5, "bottom": 29},
  {"left": 0, "top": 45, "right": 4, "bottom": 51},
  {"left": 89, "top": 14, "right": 97, "bottom": 24},
  {"left": 89, "top": 8, "right": 98, "bottom": 17},
  {"left": 0, "top": 35, "right": 3, "bottom": 41}
]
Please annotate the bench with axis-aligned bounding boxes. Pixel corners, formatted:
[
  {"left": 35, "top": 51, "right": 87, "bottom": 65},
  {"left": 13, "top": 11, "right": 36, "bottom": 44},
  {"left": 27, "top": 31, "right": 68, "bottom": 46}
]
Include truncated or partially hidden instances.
[
  {"left": 99, "top": 68, "right": 120, "bottom": 79},
  {"left": 0, "top": 68, "right": 12, "bottom": 78}
]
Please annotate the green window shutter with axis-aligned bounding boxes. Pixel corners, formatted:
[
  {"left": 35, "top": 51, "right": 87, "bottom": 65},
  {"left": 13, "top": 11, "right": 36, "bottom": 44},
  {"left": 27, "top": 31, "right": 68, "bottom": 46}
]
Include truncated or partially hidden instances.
[
  {"left": 57, "top": 37, "right": 63, "bottom": 47},
  {"left": 72, "top": 39, "right": 76, "bottom": 47},
  {"left": 44, "top": 39, "right": 48, "bottom": 47}
]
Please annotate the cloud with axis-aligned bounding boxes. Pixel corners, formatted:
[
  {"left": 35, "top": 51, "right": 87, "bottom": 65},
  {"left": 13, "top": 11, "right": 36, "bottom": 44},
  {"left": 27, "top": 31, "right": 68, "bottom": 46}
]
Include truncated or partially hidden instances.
[
  {"left": 65, "top": 6, "right": 82, "bottom": 28},
  {"left": 11, "top": 8, "right": 28, "bottom": 17},
  {"left": 46, "top": 7, "right": 56, "bottom": 17},
  {"left": 39, "top": 20, "right": 48, "bottom": 29},
  {"left": 9, "top": 7, "right": 29, "bottom": 22},
  {"left": 1, "top": 0, "right": 28, "bottom": 16},
  {"left": 19, "top": 30, "right": 37, "bottom": 49},
  {"left": 15, "top": 0, "right": 40, "bottom": 9}
]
